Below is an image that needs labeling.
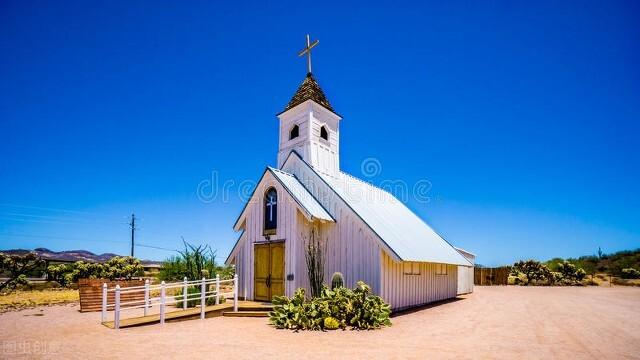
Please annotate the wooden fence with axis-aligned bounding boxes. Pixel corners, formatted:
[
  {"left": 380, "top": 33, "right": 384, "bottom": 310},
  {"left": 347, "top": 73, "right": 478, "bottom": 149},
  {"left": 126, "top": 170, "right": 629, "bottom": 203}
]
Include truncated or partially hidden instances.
[
  {"left": 79, "top": 278, "right": 145, "bottom": 312},
  {"left": 474, "top": 267, "right": 511, "bottom": 285}
]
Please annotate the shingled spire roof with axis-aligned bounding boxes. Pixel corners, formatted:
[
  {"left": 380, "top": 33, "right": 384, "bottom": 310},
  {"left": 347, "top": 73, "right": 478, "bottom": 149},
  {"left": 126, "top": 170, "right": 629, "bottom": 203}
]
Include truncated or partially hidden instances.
[{"left": 284, "top": 72, "right": 334, "bottom": 113}]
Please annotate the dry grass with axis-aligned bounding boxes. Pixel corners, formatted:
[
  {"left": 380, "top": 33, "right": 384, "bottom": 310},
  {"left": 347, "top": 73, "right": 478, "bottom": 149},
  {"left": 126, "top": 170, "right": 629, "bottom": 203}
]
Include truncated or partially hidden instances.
[
  {"left": 589, "top": 273, "right": 640, "bottom": 287},
  {"left": 0, "top": 289, "right": 79, "bottom": 313}
]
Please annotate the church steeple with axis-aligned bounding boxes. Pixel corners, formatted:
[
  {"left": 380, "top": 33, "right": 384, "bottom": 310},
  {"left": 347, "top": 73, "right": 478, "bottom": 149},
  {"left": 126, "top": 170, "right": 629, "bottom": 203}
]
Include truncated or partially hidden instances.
[
  {"left": 284, "top": 73, "right": 334, "bottom": 113},
  {"left": 276, "top": 34, "right": 342, "bottom": 177}
]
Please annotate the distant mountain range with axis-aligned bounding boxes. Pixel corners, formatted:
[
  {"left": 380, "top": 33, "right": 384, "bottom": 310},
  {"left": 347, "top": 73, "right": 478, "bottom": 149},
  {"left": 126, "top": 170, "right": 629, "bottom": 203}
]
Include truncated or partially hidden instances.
[{"left": 0, "top": 247, "right": 161, "bottom": 266}]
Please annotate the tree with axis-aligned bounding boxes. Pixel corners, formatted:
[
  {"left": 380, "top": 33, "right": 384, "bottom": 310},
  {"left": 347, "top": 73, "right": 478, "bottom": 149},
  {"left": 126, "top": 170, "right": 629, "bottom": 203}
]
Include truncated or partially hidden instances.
[
  {"left": 304, "top": 226, "right": 325, "bottom": 298},
  {"left": 0, "top": 252, "right": 45, "bottom": 292}
]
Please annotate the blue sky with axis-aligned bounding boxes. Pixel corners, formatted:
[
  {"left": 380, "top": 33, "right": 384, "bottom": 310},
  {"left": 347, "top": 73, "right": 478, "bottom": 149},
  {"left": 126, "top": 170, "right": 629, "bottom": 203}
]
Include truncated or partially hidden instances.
[{"left": 1, "top": 1, "right": 638, "bottom": 266}]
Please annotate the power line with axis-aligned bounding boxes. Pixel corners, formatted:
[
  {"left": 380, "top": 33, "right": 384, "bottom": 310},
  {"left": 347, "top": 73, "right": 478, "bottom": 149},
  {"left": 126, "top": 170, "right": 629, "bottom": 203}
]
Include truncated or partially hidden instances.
[
  {"left": 0, "top": 203, "right": 110, "bottom": 217},
  {"left": 0, "top": 232, "right": 129, "bottom": 245},
  {"left": 0, "top": 232, "right": 178, "bottom": 253},
  {"left": 0, "top": 216, "right": 128, "bottom": 228},
  {"left": 136, "top": 243, "right": 178, "bottom": 252},
  {"left": 0, "top": 212, "right": 125, "bottom": 226}
]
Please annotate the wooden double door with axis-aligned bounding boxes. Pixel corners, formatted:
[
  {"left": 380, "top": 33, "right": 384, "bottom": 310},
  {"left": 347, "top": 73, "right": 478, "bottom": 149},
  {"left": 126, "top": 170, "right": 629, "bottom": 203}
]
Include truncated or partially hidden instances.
[{"left": 254, "top": 242, "right": 285, "bottom": 301}]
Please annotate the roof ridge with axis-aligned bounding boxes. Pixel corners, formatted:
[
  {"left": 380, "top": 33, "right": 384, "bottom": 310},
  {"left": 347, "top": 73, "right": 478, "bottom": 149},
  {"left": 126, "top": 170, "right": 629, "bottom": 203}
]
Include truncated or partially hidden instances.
[{"left": 338, "top": 171, "right": 395, "bottom": 198}]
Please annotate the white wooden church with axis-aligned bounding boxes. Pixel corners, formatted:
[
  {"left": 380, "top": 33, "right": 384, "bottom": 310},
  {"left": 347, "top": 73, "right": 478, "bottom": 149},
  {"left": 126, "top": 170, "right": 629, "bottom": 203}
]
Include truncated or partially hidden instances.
[{"left": 226, "top": 36, "right": 474, "bottom": 310}]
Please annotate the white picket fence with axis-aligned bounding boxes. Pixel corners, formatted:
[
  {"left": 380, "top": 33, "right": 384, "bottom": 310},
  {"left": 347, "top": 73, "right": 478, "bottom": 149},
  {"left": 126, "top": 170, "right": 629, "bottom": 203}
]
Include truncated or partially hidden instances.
[{"left": 102, "top": 274, "right": 238, "bottom": 329}]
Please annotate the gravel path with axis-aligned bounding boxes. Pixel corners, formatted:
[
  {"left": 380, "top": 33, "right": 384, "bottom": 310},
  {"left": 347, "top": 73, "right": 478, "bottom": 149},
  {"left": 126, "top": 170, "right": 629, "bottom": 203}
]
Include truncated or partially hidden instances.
[{"left": 1, "top": 286, "right": 639, "bottom": 359}]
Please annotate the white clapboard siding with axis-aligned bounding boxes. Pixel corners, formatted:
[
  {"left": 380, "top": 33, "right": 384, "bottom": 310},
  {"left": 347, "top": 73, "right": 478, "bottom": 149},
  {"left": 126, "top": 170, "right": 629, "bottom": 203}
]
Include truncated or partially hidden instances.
[
  {"left": 457, "top": 266, "right": 474, "bottom": 295},
  {"left": 455, "top": 248, "right": 475, "bottom": 295},
  {"left": 380, "top": 251, "right": 458, "bottom": 311}
]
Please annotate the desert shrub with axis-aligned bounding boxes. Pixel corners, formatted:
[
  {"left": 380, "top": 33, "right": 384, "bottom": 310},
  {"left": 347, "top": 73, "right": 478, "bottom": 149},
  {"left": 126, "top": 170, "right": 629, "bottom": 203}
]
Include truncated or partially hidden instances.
[
  {"left": 621, "top": 268, "right": 640, "bottom": 279},
  {"left": 46, "top": 264, "right": 73, "bottom": 286},
  {"left": 508, "top": 272, "right": 528, "bottom": 285},
  {"left": 511, "top": 260, "right": 553, "bottom": 285},
  {"left": 556, "top": 261, "right": 586, "bottom": 284},
  {"left": 511, "top": 260, "right": 587, "bottom": 286},
  {"left": 174, "top": 286, "right": 225, "bottom": 308},
  {"left": 102, "top": 256, "right": 144, "bottom": 280},
  {"left": 45, "top": 256, "right": 144, "bottom": 285},
  {"left": 550, "top": 272, "right": 563, "bottom": 285},
  {"left": 545, "top": 258, "right": 565, "bottom": 272},
  {"left": 157, "top": 255, "right": 185, "bottom": 281},
  {"left": 269, "top": 281, "right": 391, "bottom": 331}
]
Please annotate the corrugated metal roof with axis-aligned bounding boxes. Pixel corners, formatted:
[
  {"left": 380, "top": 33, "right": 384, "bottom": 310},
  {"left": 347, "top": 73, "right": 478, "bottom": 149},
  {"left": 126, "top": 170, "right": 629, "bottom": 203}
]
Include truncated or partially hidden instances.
[
  {"left": 269, "top": 167, "right": 334, "bottom": 222},
  {"left": 318, "top": 171, "right": 472, "bottom": 266}
]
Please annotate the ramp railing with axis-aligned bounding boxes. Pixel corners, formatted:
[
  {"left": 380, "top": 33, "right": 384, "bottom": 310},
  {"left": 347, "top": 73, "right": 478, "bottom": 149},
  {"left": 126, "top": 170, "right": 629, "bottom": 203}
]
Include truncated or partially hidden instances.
[{"left": 102, "top": 274, "right": 238, "bottom": 329}]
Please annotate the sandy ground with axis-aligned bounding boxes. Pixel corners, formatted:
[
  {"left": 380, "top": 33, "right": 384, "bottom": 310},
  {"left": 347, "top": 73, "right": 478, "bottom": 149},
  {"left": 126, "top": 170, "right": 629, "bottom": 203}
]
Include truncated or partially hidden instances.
[{"left": 1, "top": 286, "right": 639, "bottom": 360}]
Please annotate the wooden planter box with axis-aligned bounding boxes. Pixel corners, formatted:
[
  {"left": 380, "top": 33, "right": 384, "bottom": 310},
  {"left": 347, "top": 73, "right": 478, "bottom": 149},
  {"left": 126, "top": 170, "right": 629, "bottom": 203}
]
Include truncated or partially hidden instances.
[{"left": 78, "top": 278, "right": 145, "bottom": 312}]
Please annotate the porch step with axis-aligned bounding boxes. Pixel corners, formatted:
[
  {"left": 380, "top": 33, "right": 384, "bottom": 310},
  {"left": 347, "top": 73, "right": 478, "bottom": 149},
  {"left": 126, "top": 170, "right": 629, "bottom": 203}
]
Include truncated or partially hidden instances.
[
  {"left": 223, "top": 311, "right": 270, "bottom": 318},
  {"left": 237, "top": 305, "right": 273, "bottom": 312}
]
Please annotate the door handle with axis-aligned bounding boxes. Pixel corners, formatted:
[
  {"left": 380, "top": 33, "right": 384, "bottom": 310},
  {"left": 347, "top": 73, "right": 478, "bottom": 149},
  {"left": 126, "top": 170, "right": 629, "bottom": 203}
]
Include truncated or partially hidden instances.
[{"left": 266, "top": 274, "right": 271, "bottom": 288}]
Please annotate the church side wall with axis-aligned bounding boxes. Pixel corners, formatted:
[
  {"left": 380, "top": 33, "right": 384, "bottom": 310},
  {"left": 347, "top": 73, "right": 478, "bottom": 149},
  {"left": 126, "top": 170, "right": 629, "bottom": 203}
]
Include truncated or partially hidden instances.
[
  {"left": 380, "top": 251, "right": 458, "bottom": 311},
  {"left": 283, "top": 157, "right": 382, "bottom": 294},
  {"left": 457, "top": 266, "right": 474, "bottom": 295},
  {"left": 456, "top": 250, "right": 475, "bottom": 295}
]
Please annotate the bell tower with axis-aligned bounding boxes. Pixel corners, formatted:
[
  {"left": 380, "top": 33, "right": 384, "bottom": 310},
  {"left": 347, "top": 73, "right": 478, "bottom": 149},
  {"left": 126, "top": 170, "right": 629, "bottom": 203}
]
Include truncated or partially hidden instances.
[{"left": 276, "top": 35, "right": 342, "bottom": 178}]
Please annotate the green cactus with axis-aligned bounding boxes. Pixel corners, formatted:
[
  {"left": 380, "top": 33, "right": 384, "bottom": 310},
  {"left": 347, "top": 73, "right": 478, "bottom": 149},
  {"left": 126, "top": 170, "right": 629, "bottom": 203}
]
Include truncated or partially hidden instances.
[{"left": 331, "top": 272, "right": 344, "bottom": 289}]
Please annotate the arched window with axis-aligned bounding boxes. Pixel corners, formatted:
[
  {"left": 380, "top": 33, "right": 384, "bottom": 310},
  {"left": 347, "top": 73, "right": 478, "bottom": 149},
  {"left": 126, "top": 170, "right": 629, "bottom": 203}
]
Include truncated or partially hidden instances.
[
  {"left": 289, "top": 125, "right": 299, "bottom": 140},
  {"left": 320, "top": 126, "right": 328, "bottom": 141},
  {"left": 264, "top": 188, "right": 277, "bottom": 234}
]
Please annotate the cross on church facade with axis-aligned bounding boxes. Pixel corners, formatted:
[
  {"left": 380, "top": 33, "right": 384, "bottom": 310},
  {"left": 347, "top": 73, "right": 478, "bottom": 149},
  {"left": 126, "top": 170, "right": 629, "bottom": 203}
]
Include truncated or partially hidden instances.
[
  {"left": 298, "top": 34, "right": 319, "bottom": 74},
  {"left": 266, "top": 194, "right": 276, "bottom": 221}
]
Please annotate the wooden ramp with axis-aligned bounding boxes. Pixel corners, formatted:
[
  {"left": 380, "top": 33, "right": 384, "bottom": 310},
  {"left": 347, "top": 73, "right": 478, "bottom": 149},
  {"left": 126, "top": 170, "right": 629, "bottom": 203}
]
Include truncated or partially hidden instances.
[{"left": 102, "top": 301, "right": 273, "bottom": 329}]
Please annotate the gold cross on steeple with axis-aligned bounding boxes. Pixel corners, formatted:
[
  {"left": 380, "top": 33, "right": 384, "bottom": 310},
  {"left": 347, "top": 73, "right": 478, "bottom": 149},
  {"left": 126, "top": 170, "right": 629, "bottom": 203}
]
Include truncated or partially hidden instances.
[{"left": 298, "top": 34, "right": 319, "bottom": 74}]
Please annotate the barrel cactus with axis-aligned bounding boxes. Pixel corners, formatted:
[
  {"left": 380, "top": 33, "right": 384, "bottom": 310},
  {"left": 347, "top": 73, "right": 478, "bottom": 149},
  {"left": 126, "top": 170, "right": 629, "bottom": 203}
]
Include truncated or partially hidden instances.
[
  {"left": 331, "top": 272, "right": 344, "bottom": 289},
  {"left": 323, "top": 316, "right": 340, "bottom": 330}
]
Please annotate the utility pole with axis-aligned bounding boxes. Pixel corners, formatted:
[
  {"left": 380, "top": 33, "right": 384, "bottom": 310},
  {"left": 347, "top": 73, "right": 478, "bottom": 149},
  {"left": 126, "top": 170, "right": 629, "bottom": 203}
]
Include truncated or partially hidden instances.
[{"left": 129, "top": 213, "right": 136, "bottom": 257}]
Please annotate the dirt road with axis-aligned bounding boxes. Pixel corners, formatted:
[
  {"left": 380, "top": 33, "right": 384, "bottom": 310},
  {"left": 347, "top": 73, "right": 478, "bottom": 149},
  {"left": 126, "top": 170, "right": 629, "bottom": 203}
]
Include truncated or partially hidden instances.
[{"left": 1, "top": 286, "right": 638, "bottom": 359}]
